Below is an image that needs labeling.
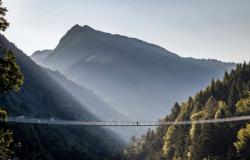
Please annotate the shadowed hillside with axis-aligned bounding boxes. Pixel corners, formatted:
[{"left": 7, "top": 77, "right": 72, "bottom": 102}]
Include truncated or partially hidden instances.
[{"left": 0, "top": 34, "right": 124, "bottom": 160}]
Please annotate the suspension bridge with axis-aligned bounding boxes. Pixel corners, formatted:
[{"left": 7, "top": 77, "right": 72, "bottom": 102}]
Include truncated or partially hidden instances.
[{"left": 2, "top": 115, "right": 250, "bottom": 126}]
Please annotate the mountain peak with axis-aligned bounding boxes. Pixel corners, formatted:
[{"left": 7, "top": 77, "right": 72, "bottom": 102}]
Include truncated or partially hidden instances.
[
  {"left": 70, "top": 24, "right": 94, "bottom": 33},
  {"left": 55, "top": 24, "right": 96, "bottom": 51},
  {"left": 82, "top": 25, "right": 94, "bottom": 30},
  {"left": 71, "top": 24, "right": 82, "bottom": 30}
]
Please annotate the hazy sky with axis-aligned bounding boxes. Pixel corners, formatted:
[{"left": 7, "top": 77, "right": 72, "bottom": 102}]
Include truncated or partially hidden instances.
[{"left": 3, "top": 0, "right": 250, "bottom": 62}]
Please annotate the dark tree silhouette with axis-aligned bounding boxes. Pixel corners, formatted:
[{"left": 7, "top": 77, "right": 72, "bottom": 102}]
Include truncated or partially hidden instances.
[
  {"left": 0, "top": 1, "right": 24, "bottom": 159},
  {"left": 0, "top": 0, "right": 9, "bottom": 31}
]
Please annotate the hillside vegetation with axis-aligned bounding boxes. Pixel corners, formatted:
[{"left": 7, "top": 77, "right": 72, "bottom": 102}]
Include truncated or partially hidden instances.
[{"left": 124, "top": 62, "right": 250, "bottom": 160}]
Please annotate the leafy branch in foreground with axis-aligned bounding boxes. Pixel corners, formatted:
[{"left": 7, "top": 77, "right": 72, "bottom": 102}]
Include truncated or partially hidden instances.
[{"left": 0, "top": 50, "right": 24, "bottom": 159}]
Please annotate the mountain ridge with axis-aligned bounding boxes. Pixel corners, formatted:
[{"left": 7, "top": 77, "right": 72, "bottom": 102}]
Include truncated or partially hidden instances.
[{"left": 31, "top": 24, "right": 235, "bottom": 121}]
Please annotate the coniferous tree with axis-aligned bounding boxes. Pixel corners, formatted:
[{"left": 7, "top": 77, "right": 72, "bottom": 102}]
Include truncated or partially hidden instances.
[
  {"left": 169, "top": 102, "right": 181, "bottom": 120},
  {"left": 0, "top": 1, "right": 24, "bottom": 159},
  {"left": 228, "top": 82, "right": 237, "bottom": 114},
  {"left": 0, "top": 50, "right": 24, "bottom": 94}
]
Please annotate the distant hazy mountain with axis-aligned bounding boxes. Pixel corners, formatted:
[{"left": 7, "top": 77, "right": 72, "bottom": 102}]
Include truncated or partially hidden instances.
[
  {"left": 0, "top": 34, "right": 123, "bottom": 160},
  {"left": 32, "top": 24, "right": 235, "bottom": 121},
  {"left": 32, "top": 49, "right": 52, "bottom": 64}
]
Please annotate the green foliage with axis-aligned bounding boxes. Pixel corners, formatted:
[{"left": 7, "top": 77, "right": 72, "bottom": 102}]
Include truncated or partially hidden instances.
[
  {"left": 0, "top": 50, "right": 24, "bottom": 94},
  {"left": 0, "top": 0, "right": 8, "bottom": 31},
  {"left": 1, "top": 108, "right": 21, "bottom": 160},
  {"left": 0, "top": 50, "right": 23, "bottom": 159},
  {"left": 214, "top": 101, "right": 228, "bottom": 119},
  {"left": 124, "top": 127, "right": 165, "bottom": 160},
  {"left": 124, "top": 63, "right": 250, "bottom": 160},
  {"left": 0, "top": 2, "right": 17, "bottom": 159},
  {"left": 236, "top": 94, "right": 250, "bottom": 115},
  {"left": 234, "top": 124, "right": 250, "bottom": 159},
  {"left": 0, "top": 43, "right": 24, "bottom": 160},
  {"left": 0, "top": 128, "right": 14, "bottom": 160},
  {"left": 0, "top": 108, "right": 7, "bottom": 120}
]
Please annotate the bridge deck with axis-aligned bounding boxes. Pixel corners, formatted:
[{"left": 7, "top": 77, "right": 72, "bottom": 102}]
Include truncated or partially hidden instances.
[{"left": 2, "top": 115, "right": 250, "bottom": 126}]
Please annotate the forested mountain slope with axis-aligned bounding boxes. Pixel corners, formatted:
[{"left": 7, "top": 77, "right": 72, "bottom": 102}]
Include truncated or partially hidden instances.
[
  {"left": 124, "top": 62, "right": 250, "bottom": 160},
  {"left": 0, "top": 34, "right": 124, "bottom": 160},
  {"left": 32, "top": 24, "right": 235, "bottom": 121}
]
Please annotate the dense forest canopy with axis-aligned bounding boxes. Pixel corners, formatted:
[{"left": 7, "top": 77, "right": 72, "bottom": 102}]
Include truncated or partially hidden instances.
[{"left": 124, "top": 62, "right": 250, "bottom": 160}]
